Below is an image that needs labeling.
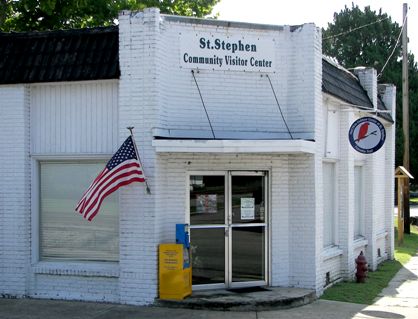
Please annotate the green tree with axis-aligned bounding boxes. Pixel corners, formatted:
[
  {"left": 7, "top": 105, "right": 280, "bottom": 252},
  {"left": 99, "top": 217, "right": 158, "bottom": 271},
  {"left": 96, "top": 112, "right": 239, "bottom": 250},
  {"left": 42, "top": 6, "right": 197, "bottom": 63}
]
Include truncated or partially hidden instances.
[
  {"left": 323, "top": 4, "right": 418, "bottom": 185},
  {"left": 0, "top": 0, "right": 220, "bottom": 31}
]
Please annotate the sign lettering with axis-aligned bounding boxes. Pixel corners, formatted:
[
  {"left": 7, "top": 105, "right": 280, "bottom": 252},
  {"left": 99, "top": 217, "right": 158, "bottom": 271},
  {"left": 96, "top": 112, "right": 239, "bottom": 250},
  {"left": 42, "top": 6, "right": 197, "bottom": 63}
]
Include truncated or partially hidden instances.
[{"left": 180, "top": 33, "right": 275, "bottom": 72}]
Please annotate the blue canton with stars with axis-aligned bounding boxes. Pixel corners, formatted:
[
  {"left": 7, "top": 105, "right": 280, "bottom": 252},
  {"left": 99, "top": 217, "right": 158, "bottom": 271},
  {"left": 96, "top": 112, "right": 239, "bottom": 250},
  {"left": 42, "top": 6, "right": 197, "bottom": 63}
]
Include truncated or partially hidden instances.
[{"left": 106, "top": 136, "right": 138, "bottom": 170}]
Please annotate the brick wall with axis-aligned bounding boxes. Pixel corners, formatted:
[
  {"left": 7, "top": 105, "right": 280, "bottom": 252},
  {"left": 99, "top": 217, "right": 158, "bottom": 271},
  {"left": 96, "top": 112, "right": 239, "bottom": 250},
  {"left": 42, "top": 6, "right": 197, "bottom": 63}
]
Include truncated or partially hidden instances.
[
  {"left": 319, "top": 71, "right": 396, "bottom": 288},
  {"left": 156, "top": 152, "right": 316, "bottom": 290},
  {"left": 0, "top": 85, "right": 31, "bottom": 297},
  {"left": 156, "top": 17, "right": 316, "bottom": 139},
  {"left": 118, "top": 8, "right": 160, "bottom": 305}
]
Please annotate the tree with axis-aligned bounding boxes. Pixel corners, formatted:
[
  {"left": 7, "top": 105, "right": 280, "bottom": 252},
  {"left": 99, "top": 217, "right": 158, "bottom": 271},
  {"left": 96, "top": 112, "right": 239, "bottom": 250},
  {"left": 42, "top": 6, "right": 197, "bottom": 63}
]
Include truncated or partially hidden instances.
[
  {"left": 323, "top": 4, "right": 418, "bottom": 186},
  {"left": 0, "top": 0, "right": 220, "bottom": 31}
]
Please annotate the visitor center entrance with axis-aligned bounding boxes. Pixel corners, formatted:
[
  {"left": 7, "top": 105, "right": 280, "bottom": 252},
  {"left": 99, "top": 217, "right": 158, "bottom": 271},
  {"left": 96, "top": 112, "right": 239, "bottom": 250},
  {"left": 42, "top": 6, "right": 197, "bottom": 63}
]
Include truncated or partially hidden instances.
[{"left": 189, "top": 171, "right": 268, "bottom": 289}]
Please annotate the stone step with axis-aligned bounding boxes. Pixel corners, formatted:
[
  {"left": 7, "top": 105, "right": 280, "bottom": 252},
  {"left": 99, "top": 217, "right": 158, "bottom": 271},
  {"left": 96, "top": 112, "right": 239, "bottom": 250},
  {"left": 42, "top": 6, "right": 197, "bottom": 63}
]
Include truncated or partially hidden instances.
[{"left": 156, "top": 287, "right": 316, "bottom": 311}]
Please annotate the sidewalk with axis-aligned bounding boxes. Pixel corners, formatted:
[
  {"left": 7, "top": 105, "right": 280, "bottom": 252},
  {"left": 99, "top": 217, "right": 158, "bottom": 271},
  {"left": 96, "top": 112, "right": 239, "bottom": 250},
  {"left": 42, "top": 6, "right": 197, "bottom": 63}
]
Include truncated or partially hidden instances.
[{"left": 1, "top": 255, "right": 417, "bottom": 319}]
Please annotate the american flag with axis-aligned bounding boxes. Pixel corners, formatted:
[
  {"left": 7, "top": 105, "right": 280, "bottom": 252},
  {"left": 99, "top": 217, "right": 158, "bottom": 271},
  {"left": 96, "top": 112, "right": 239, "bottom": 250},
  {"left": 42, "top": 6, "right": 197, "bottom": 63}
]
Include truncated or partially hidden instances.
[{"left": 75, "top": 136, "right": 145, "bottom": 221}]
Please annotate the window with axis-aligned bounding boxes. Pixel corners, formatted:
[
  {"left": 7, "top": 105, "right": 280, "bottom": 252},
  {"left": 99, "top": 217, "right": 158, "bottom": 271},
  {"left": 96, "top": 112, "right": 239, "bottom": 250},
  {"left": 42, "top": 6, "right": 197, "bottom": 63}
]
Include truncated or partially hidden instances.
[
  {"left": 354, "top": 166, "right": 364, "bottom": 238},
  {"left": 323, "top": 162, "right": 336, "bottom": 247},
  {"left": 39, "top": 162, "right": 119, "bottom": 262}
]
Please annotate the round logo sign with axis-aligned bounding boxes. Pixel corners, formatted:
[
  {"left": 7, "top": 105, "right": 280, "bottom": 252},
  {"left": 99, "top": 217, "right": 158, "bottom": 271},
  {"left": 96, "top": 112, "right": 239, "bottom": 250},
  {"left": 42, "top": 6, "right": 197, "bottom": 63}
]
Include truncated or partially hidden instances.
[{"left": 348, "top": 117, "right": 386, "bottom": 154}]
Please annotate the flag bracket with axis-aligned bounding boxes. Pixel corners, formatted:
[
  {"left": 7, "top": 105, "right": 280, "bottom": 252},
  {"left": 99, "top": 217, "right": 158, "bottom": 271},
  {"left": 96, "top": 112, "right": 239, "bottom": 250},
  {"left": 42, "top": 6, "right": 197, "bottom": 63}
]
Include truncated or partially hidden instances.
[{"left": 127, "top": 127, "right": 151, "bottom": 194}]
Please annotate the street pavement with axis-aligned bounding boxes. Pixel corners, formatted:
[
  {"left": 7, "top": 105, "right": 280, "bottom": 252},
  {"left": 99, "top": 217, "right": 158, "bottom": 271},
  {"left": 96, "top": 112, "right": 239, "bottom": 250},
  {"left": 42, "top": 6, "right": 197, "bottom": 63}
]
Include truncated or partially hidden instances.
[{"left": 1, "top": 253, "right": 417, "bottom": 319}]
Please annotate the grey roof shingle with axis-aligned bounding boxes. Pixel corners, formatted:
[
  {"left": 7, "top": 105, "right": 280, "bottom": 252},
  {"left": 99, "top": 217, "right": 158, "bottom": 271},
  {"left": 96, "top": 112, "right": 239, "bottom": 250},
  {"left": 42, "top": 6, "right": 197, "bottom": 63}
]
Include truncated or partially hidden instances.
[
  {"left": 322, "top": 58, "right": 393, "bottom": 123},
  {"left": 0, "top": 26, "right": 119, "bottom": 84}
]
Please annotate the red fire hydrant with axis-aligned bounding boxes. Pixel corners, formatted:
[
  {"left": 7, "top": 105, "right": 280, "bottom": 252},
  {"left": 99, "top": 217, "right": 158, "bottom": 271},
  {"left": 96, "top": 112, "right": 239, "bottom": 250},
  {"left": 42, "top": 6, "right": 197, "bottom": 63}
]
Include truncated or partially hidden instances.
[{"left": 355, "top": 251, "right": 368, "bottom": 283}]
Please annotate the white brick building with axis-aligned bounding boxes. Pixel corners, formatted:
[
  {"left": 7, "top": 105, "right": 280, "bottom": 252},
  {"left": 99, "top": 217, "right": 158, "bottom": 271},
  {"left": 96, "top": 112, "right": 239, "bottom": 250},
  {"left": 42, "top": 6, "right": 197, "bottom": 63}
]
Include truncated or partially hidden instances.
[{"left": 0, "top": 8, "right": 395, "bottom": 305}]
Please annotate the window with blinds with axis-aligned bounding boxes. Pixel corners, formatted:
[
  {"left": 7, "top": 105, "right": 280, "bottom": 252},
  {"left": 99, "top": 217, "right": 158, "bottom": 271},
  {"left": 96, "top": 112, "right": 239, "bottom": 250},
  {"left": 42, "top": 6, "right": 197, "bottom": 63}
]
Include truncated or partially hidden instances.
[{"left": 39, "top": 162, "right": 119, "bottom": 262}]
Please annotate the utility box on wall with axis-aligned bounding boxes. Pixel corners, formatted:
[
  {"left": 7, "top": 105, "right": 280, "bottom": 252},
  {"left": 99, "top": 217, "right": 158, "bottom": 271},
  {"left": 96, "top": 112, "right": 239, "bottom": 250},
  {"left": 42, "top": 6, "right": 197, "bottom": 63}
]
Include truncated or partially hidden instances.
[{"left": 159, "top": 224, "right": 192, "bottom": 300}]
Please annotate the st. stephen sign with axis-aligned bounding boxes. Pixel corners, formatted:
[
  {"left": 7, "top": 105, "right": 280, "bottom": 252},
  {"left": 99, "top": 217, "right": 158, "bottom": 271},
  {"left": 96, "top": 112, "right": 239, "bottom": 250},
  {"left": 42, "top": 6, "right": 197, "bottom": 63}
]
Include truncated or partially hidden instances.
[{"left": 180, "top": 33, "right": 275, "bottom": 72}]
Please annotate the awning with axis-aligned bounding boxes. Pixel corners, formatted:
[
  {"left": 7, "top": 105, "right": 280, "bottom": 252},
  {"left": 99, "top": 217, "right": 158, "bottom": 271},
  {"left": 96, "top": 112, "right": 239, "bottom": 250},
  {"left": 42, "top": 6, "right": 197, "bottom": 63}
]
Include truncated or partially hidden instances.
[{"left": 152, "top": 139, "right": 316, "bottom": 154}]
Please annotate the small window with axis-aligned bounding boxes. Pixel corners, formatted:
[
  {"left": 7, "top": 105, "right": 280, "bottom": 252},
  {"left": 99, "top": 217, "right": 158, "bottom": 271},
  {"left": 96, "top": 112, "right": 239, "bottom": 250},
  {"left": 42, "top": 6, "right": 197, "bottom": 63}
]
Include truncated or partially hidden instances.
[
  {"left": 354, "top": 166, "right": 364, "bottom": 238},
  {"left": 39, "top": 162, "right": 119, "bottom": 262},
  {"left": 323, "top": 162, "right": 336, "bottom": 247}
]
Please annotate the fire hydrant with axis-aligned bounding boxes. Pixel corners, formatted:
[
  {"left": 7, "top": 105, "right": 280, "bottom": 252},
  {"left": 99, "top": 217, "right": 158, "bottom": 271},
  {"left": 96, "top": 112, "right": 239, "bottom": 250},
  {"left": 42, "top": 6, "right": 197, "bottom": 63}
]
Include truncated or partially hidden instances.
[{"left": 355, "top": 251, "right": 368, "bottom": 283}]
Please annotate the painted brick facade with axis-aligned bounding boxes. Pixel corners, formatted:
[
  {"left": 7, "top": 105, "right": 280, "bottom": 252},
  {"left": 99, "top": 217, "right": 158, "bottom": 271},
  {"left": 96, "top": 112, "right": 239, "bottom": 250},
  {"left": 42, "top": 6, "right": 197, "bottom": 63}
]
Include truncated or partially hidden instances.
[
  {"left": 0, "top": 8, "right": 395, "bottom": 305},
  {"left": 0, "top": 85, "right": 31, "bottom": 297}
]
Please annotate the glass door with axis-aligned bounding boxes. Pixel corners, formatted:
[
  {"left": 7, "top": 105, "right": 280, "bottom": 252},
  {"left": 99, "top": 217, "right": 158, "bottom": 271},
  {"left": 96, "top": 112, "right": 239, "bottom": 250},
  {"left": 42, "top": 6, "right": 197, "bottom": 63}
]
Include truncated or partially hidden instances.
[
  {"left": 229, "top": 172, "right": 267, "bottom": 287},
  {"left": 189, "top": 173, "right": 227, "bottom": 288},
  {"left": 189, "top": 171, "right": 268, "bottom": 289}
]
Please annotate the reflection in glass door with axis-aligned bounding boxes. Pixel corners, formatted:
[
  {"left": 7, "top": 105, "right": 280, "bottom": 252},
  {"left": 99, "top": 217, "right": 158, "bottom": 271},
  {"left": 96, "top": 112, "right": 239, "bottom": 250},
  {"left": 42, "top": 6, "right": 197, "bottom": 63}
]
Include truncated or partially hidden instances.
[
  {"left": 230, "top": 173, "right": 266, "bottom": 285},
  {"left": 189, "top": 171, "right": 268, "bottom": 289},
  {"left": 189, "top": 174, "right": 226, "bottom": 286}
]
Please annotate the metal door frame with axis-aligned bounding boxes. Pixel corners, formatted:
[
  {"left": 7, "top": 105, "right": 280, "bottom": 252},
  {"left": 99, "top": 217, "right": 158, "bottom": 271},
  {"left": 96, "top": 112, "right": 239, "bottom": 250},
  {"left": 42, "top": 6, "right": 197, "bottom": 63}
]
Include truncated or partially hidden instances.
[{"left": 188, "top": 170, "right": 269, "bottom": 290}]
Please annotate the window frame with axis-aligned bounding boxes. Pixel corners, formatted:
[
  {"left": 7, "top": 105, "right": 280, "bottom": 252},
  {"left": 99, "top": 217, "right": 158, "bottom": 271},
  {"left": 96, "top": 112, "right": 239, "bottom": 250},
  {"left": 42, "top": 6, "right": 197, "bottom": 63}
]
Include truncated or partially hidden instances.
[
  {"left": 31, "top": 154, "right": 119, "bottom": 265},
  {"left": 354, "top": 165, "right": 365, "bottom": 239},
  {"left": 322, "top": 160, "right": 338, "bottom": 248}
]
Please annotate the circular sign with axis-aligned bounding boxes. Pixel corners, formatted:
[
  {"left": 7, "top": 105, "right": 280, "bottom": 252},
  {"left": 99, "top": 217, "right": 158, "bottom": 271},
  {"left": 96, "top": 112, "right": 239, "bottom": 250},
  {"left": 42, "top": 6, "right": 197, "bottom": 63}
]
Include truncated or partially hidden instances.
[{"left": 348, "top": 117, "right": 386, "bottom": 154}]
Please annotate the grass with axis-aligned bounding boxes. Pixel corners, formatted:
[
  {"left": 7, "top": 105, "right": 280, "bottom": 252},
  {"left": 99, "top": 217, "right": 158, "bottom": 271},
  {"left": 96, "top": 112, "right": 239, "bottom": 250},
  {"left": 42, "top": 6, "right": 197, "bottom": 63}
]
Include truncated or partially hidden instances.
[
  {"left": 411, "top": 197, "right": 418, "bottom": 203},
  {"left": 320, "top": 225, "right": 418, "bottom": 304}
]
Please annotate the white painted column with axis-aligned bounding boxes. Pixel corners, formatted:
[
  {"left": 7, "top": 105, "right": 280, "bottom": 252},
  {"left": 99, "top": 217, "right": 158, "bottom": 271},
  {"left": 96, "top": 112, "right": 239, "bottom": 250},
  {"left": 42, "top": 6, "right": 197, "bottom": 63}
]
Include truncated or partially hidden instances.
[
  {"left": 118, "top": 8, "right": 161, "bottom": 305},
  {"left": 0, "top": 85, "right": 31, "bottom": 297}
]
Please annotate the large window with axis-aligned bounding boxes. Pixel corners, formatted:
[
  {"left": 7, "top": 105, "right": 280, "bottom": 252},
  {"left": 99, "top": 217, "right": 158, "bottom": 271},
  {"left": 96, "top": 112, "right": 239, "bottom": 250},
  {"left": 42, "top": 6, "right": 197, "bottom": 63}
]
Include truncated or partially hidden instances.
[
  {"left": 323, "top": 162, "right": 336, "bottom": 247},
  {"left": 39, "top": 162, "right": 119, "bottom": 262},
  {"left": 354, "top": 166, "right": 364, "bottom": 238}
]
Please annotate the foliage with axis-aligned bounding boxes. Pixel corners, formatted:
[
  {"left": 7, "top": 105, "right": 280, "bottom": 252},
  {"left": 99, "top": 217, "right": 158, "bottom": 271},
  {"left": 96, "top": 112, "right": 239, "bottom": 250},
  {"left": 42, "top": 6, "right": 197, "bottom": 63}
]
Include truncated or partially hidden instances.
[
  {"left": 0, "top": 0, "right": 220, "bottom": 31},
  {"left": 323, "top": 4, "right": 418, "bottom": 184},
  {"left": 320, "top": 260, "right": 402, "bottom": 304},
  {"left": 395, "top": 224, "right": 418, "bottom": 264},
  {"left": 321, "top": 226, "right": 418, "bottom": 304}
]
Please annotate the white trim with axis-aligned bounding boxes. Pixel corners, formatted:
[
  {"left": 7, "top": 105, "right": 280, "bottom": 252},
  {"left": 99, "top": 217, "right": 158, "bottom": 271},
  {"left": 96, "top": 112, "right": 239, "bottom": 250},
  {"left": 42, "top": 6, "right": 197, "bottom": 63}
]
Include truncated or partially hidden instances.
[
  {"left": 353, "top": 237, "right": 368, "bottom": 249},
  {"left": 31, "top": 154, "right": 112, "bottom": 160},
  {"left": 31, "top": 158, "right": 40, "bottom": 264},
  {"left": 153, "top": 139, "right": 316, "bottom": 154},
  {"left": 322, "top": 246, "right": 343, "bottom": 261},
  {"left": 322, "top": 157, "right": 338, "bottom": 164},
  {"left": 32, "top": 261, "right": 119, "bottom": 278},
  {"left": 30, "top": 79, "right": 118, "bottom": 87},
  {"left": 376, "top": 230, "right": 388, "bottom": 240}
]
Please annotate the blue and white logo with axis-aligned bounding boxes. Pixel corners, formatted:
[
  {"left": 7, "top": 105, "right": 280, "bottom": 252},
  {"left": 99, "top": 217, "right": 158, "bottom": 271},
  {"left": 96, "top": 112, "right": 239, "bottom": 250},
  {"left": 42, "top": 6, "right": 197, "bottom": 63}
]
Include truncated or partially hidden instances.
[{"left": 349, "top": 117, "right": 386, "bottom": 154}]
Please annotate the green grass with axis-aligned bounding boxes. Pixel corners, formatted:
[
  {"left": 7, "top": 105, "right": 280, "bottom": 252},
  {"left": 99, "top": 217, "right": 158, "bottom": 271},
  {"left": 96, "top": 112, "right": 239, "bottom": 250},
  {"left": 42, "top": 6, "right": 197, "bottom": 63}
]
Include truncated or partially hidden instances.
[
  {"left": 411, "top": 197, "right": 418, "bottom": 203},
  {"left": 320, "top": 226, "right": 418, "bottom": 304}
]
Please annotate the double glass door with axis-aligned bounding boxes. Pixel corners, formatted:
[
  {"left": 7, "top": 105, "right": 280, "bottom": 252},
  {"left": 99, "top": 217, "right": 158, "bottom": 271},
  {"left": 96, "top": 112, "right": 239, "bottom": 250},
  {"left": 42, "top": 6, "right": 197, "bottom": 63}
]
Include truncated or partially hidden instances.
[{"left": 189, "top": 171, "right": 268, "bottom": 289}]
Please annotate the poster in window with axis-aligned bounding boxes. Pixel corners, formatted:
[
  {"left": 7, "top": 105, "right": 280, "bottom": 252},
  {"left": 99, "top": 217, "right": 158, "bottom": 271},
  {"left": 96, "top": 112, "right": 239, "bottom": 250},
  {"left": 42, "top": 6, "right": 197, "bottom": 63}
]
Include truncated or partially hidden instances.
[
  {"left": 196, "top": 194, "right": 217, "bottom": 214},
  {"left": 241, "top": 198, "right": 255, "bottom": 220}
]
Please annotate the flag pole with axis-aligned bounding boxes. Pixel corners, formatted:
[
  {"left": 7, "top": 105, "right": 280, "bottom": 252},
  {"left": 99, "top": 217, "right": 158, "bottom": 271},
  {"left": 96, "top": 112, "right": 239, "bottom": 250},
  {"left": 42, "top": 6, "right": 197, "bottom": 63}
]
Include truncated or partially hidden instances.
[{"left": 127, "top": 127, "right": 151, "bottom": 194}]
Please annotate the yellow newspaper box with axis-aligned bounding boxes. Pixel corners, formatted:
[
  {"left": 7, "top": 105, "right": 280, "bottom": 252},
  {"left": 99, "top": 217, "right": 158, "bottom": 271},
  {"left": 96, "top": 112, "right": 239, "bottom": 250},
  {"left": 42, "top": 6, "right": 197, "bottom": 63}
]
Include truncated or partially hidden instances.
[{"left": 159, "top": 243, "right": 192, "bottom": 300}]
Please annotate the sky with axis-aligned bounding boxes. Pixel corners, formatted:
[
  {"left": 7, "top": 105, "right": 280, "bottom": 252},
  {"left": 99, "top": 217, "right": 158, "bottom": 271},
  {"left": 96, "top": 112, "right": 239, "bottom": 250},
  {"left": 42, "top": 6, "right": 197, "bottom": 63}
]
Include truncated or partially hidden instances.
[{"left": 213, "top": 0, "right": 417, "bottom": 57}]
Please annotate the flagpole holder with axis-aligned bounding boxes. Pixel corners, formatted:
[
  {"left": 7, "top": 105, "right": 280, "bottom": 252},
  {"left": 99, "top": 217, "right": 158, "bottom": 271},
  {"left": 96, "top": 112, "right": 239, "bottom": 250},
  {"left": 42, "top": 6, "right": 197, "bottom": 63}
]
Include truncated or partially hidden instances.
[{"left": 127, "top": 127, "right": 151, "bottom": 194}]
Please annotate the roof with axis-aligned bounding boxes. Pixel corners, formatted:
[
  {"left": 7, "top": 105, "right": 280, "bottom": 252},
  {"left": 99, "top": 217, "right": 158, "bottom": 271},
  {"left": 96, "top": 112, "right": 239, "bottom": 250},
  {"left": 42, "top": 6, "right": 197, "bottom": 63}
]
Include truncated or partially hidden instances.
[
  {"left": 395, "top": 166, "right": 414, "bottom": 179},
  {"left": 0, "top": 26, "right": 119, "bottom": 84},
  {"left": 0, "top": 26, "right": 393, "bottom": 123},
  {"left": 322, "top": 58, "right": 393, "bottom": 123}
]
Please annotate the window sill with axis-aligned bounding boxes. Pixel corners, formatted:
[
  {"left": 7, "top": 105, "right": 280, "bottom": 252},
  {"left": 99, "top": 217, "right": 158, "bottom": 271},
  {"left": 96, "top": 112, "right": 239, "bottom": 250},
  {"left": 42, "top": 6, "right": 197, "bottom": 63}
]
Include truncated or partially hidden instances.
[
  {"left": 376, "top": 231, "right": 388, "bottom": 240},
  {"left": 353, "top": 237, "right": 368, "bottom": 249},
  {"left": 322, "top": 246, "right": 343, "bottom": 261},
  {"left": 32, "top": 261, "right": 120, "bottom": 278}
]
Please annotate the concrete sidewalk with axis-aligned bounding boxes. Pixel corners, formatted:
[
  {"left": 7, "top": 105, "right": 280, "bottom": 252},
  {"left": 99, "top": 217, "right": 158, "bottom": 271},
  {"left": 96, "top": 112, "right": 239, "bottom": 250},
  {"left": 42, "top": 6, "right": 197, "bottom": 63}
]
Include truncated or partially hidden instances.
[{"left": 1, "top": 255, "right": 417, "bottom": 319}]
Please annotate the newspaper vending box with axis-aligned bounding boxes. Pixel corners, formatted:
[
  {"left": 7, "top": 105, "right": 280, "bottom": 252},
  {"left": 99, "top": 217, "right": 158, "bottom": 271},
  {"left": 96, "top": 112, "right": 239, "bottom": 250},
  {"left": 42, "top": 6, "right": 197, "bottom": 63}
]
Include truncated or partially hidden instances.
[{"left": 159, "top": 224, "right": 192, "bottom": 300}]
